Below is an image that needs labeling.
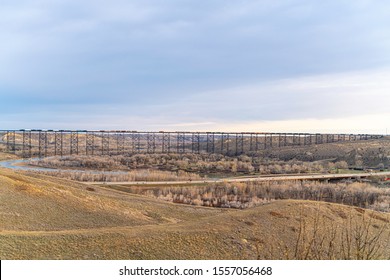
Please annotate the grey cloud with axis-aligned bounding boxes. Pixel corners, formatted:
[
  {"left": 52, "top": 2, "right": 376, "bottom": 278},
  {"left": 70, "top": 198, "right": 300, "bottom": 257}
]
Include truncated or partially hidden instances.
[{"left": 1, "top": 1, "right": 390, "bottom": 129}]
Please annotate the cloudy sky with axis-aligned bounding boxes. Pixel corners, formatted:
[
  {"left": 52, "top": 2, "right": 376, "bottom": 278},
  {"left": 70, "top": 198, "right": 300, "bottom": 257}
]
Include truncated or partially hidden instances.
[{"left": 1, "top": 0, "right": 390, "bottom": 133}]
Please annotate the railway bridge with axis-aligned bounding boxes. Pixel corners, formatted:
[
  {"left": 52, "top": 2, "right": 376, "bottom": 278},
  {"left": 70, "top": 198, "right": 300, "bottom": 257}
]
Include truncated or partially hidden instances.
[{"left": 0, "top": 129, "right": 383, "bottom": 158}]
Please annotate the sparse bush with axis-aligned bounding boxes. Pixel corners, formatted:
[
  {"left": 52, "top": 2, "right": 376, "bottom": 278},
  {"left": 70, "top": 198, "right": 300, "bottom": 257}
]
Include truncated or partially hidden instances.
[
  {"left": 272, "top": 204, "right": 388, "bottom": 259},
  {"left": 248, "top": 203, "right": 389, "bottom": 260},
  {"left": 28, "top": 154, "right": 341, "bottom": 175},
  {"left": 335, "top": 161, "right": 349, "bottom": 169},
  {"left": 26, "top": 169, "right": 201, "bottom": 182},
  {"left": 112, "top": 180, "right": 390, "bottom": 212}
]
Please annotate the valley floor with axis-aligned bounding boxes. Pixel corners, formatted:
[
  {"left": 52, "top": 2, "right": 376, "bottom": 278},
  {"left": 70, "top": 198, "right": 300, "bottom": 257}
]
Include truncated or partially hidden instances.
[{"left": 1, "top": 168, "right": 389, "bottom": 260}]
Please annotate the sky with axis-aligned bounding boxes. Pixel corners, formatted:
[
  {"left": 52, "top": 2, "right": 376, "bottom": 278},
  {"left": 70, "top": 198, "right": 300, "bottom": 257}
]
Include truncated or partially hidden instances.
[{"left": 1, "top": 0, "right": 390, "bottom": 133}]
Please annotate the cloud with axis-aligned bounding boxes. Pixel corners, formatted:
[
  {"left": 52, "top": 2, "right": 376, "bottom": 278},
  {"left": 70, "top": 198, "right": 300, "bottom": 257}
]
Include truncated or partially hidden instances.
[
  {"left": 168, "top": 68, "right": 390, "bottom": 121},
  {"left": 2, "top": 68, "right": 389, "bottom": 134},
  {"left": 208, "top": 113, "right": 390, "bottom": 134},
  {"left": 1, "top": 1, "right": 390, "bottom": 132}
]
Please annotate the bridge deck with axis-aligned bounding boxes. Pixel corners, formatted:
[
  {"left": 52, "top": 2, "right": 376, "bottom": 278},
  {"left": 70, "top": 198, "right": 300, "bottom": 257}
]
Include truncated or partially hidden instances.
[{"left": 0, "top": 130, "right": 384, "bottom": 158}]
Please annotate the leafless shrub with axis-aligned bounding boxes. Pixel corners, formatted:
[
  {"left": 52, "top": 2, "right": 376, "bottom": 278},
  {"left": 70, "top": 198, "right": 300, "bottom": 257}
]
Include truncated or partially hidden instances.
[
  {"left": 27, "top": 169, "right": 201, "bottom": 182},
  {"left": 116, "top": 180, "right": 390, "bottom": 212},
  {"left": 252, "top": 203, "right": 389, "bottom": 259},
  {"left": 294, "top": 206, "right": 389, "bottom": 259},
  {"left": 29, "top": 154, "right": 338, "bottom": 175}
]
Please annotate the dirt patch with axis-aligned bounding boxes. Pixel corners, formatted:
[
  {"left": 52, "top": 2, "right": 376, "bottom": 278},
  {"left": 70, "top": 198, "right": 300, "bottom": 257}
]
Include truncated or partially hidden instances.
[
  {"left": 269, "top": 211, "right": 286, "bottom": 218},
  {"left": 355, "top": 207, "right": 365, "bottom": 214},
  {"left": 369, "top": 212, "right": 389, "bottom": 223}
]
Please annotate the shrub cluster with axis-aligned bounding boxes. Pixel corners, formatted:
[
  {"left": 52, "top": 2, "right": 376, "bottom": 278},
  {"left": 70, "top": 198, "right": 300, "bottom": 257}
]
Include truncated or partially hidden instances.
[
  {"left": 30, "top": 154, "right": 349, "bottom": 175},
  {"left": 29, "top": 169, "right": 201, "bottom": 182},
  {"left": 126, "top": 181, "right": 390, "bottom": 212}
]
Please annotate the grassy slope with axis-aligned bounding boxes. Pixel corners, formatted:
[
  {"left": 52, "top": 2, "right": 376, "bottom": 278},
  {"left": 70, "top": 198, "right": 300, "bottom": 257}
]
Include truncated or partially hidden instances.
[
  {"left": 258, "top": 137, "right": 390, "bottom": 166},
  {"left": 1, "top": 168, "right": 389, "bottom": 260},
  {"left": 0, "top": 152, "right": 19, "bottom": 161}
]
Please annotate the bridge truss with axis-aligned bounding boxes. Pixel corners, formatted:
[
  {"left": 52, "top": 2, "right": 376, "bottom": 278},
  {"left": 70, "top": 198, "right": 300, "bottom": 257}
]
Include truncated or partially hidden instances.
[{"left": 0, "top": 130, "right": 383, "bottom": 158}]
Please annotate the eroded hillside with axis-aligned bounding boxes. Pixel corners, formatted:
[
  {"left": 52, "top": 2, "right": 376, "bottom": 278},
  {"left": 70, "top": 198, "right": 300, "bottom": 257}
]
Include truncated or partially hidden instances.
[{"left": 1, "top": 168, "right": 389, "bottom": 260}]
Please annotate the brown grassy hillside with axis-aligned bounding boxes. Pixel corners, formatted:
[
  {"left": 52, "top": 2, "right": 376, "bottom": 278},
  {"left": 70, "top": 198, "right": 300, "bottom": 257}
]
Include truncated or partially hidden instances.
[
  {"left": 0, "top": 152, "right": 19, "bottom": 161},
  {"left": 0, "top": 168, "right": 389, "bottom": 260},
  {"left": 256, "top": 137, "right": 390, "bottom": 168}
]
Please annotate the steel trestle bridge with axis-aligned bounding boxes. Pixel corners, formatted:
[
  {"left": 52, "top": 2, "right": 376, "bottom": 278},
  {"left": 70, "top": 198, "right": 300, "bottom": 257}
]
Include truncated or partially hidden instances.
[{"left": 0, "top": 130, "right": 383, "bottom": 158}]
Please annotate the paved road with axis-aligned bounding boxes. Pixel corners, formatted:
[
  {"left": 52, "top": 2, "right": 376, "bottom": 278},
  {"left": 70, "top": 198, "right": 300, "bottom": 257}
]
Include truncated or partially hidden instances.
[
  {"left": 2, "top": 157, "right": 389, "bottom": 186},
  {"left": 87, "top": 171, "right": 390, "bottom": 186}
]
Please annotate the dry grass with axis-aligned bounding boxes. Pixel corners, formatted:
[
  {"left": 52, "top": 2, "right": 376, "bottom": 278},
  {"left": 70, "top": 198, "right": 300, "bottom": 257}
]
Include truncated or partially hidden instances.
[
  {"left": 0, "top": 152, "right": 19, "bottom": 161},
  {"left": 2, "top": 137, "right": 389, "bottom": 259},
  {"left": 111, "top": 180, "right": 390, "bottom": 212},
  {"left": 1, "top": 168, "right": 390, "bottom": 260},
  {"left": 29, "top": 154, "right": 335, "bottom": 175},
  {"left": 0, "top": 168, "right": 221, "bottom": 232},
  {"left": 27, "top": 169, "right": 202, "bottom": 182},
  {"left": 256, "top": 138, "right": 390, "bottom": 169},
  {"left": 275, "top": 204, "right": 389, "bottom": 260}
]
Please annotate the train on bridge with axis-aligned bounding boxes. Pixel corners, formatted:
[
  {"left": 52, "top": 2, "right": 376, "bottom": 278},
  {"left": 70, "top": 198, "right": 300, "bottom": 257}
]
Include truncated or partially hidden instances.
[{"left": 0, "top": 129, "right": 384, "bottom": 158}]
